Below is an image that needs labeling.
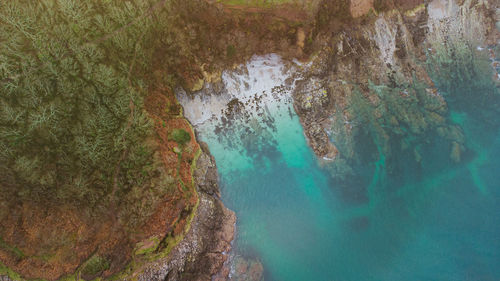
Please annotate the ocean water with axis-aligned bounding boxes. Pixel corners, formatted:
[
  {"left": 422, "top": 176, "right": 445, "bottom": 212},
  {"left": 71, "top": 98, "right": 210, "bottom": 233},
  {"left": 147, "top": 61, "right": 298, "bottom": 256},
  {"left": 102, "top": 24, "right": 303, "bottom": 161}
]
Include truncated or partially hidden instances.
[{"left": 178, "top": 52, "right": 500, "bottom": 280}]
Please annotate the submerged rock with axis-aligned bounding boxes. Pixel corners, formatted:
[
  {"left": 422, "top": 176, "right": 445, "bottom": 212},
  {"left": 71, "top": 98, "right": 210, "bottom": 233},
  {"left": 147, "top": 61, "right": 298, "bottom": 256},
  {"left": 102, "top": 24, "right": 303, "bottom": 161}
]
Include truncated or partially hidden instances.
[
  {"left": 291, "top": 0, "right": 498, "bottom": 179},
  {"left": 231, "top": 256, "right": 264, "bottom": 281}
]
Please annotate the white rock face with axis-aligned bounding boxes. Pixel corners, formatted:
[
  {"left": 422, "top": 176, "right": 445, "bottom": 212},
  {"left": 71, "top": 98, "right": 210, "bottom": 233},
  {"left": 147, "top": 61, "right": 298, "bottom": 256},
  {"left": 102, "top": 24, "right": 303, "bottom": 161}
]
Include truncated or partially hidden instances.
[
  {"left": 427, "top": 0, "right": 493, "bottom": 47},
  {"left": 428, "top": 0, "right": 458, "bottom": 20},
  {"left": 373, "top": 17, "right": 397, "bottom": 66},
  {"left": 177, "top": 54, "right": 296, "bottom": 127}
]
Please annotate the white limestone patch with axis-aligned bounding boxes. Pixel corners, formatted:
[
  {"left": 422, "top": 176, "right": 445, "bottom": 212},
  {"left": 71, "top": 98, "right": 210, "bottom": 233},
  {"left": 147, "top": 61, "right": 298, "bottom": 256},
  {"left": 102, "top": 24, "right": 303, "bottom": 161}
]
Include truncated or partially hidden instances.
[
  {"left": 177, "top": 54, "right": 297, "bottom": 127},
  {"left": 373, "top": 17, "right": 397, "bottom": 66},
  {"left": 428, "top": 0, "right": 458, "bottom": 20}
]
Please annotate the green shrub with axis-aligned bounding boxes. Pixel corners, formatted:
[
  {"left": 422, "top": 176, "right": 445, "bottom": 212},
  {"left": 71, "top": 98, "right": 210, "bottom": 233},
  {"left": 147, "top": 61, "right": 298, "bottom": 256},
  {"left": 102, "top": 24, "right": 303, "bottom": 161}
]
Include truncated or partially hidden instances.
[
  {"left": 81, "top": 255, "right": 110, "bottom": 276},
  {"left": 169, "top": 129, "right": 192, "bottom": 147},
  {"left": 226, "top": 44, "right": 236, "bottom": 58}
]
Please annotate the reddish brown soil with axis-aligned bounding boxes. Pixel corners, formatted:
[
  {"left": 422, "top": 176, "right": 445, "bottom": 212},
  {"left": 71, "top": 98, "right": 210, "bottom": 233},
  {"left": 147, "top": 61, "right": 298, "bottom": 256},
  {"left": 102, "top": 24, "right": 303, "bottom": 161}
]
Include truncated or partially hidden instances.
[
  {"left": 0, "top": 203, "right": 107, "bottom": 279},
  {"left": 165, "top": 0, "right": 319, "bottom": 92},
  {"left": 144, "top": 87, "right": 200, "bottom": 237}
]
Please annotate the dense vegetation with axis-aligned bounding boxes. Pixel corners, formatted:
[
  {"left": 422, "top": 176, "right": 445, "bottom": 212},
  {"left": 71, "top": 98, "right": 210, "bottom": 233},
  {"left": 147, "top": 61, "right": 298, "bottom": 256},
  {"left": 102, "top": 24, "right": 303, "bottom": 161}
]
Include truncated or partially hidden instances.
[
  {"left": 0, "top": 0, "right": 328, "bottom": 278},
  {"left": 0, "top": 0, "right": 324, "bottom": 212},
  {"left": 0, "top": 0, "right": 179, "bottom": 216}
]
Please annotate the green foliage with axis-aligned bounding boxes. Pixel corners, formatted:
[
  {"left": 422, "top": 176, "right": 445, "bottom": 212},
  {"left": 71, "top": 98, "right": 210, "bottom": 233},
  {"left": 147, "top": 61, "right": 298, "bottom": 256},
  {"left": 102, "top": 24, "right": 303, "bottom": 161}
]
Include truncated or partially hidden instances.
[
  {"left": 0, "top": 237, "right": 24, "bottom": 260},
  {"left": 134, "top": 236, "right": 161, "bottom": 256},
  {"left": 0, "top": 261, "right": 23, "bottom": 281},
  {"left": 0, "top": 0, "right": 177, "bottom": 214},
  {"left": 226, "top": 44, "right": 236, "bottom": 58},
  {"left": 169, "top": 129, "right": 191, "bottom": 146},
  {"left": 81, "top": 255, "right": 110, "bottom": 276}
]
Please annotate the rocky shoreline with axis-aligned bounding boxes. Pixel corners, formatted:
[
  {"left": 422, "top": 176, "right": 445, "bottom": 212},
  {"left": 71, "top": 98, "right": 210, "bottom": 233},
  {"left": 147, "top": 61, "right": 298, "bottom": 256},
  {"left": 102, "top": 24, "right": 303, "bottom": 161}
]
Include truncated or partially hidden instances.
[
  {"left": 133, "top": 142, "right": 236, "bottom": 281},
  {"left": 137, "top": 1, "right": 499, "bottom": 280},
  {"left": 1, "top": 1, "right": 497, "bottom": 280},
  {"left": 291, "top": 0, "right": 498, "bottom": 172},
  {"left": 168, "top": 1, "right": 498, "bottom": 280}
]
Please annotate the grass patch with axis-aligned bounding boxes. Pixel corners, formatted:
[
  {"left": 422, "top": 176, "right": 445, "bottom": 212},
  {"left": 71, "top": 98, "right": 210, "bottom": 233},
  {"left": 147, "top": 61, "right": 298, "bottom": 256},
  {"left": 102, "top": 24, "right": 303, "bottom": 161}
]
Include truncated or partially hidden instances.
[
  {"left": 0, "top": 261, "right": 23, "bottom": 281},
  {"left": 226, "top": 44, "right": 236, "bottom": 58},
  {"left": 168, "top": 129, "right": 191, "bottom": 147},
  {"left": 108, "top": 198, "right": 200, "bottom": 280},
  {"left": 134, "top": 236, "right": 161, "bottom": 256},
  {"left": 0, "top": 237, "right": 24, "bottom": 260},
  {"left": 81, "top": 255, "right": 110, "bottom": 277},
  {"left": 404, "top": 3, "right": 425, "bottom": 17}
]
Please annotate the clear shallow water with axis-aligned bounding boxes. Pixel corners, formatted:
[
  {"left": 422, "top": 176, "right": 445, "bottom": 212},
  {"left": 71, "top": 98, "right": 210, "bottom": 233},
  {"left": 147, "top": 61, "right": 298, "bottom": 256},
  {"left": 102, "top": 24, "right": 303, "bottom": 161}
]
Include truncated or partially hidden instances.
[{"left": 180, "top": 54, "right": 500, "bottom": 280}]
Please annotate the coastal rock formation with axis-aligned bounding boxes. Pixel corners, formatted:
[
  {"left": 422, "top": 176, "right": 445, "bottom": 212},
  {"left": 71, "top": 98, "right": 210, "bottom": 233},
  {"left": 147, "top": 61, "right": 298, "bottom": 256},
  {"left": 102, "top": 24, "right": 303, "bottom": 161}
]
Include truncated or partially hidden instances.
[
  {"left": 1, "top": 0, "right": 497, "bottom": 280},
  {"left": 292, "top": 0, "right": 498, "bottom": 179},
  {"left": 133, "top": 143, "right": 236, "bottom": 281}
]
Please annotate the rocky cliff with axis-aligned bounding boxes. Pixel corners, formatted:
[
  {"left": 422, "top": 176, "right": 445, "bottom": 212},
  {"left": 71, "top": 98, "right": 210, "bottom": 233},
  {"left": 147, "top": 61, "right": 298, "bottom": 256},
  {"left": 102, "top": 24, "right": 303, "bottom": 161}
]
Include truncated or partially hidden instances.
[
  {"left": 1, "top": 0, "right": 498, "bottom": 280},
  {"left": 131, "top": 142, "right": 236, "bottom": 281}
]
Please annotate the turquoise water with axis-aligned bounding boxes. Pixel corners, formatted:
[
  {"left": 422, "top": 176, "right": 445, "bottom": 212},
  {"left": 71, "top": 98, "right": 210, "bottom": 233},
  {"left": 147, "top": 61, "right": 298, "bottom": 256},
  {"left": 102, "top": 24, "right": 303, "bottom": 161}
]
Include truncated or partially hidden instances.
[{"left": 183, "top": 52, "right": 500, "bottom": 280}]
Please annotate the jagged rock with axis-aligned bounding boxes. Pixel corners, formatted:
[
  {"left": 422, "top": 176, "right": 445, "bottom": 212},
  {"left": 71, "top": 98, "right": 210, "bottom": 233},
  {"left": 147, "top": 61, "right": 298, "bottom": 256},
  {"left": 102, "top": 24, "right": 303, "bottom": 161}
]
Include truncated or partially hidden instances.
[
  {"left": 194, "top": 142, "right": 221, "bottom": 197},
  {"left": 291, "top": 0, "right": 497, "bottom": 175},
  {"left": 133, "top": 149, "right": 236, "bottom": 281}
]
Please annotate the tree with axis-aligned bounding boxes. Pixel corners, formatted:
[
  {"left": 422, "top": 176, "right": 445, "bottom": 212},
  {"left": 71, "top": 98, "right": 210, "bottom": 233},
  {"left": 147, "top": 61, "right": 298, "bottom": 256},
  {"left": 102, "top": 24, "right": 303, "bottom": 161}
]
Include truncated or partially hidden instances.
[{"left": 0, "top": 0, "right": 169, "bottom": 208}]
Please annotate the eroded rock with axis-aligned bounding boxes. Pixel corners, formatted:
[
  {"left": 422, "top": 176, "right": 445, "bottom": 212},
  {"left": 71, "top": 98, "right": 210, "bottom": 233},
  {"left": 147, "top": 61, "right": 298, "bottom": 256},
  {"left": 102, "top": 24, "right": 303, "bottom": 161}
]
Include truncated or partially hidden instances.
[{"left": 133, "top": 148, "right": 236, "bottom": 281}]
